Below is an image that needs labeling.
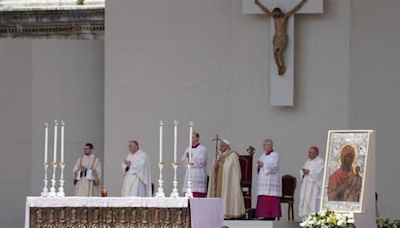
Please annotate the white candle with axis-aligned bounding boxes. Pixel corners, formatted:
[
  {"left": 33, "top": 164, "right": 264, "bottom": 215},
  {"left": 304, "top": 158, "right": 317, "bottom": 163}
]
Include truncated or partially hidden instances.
[
  {"left": 60, "top": 120, "right": 65, "bottom": 163},
  {"left": 53, "top": 120, "right": 58, "bottom": 164},
  {"left": 159, "top": 121, "right": 164, "bottom": 163},
  {"left": 44, "top": 122, "right": 48, "bottom": 163},
  {"left": 189, "top": 121, "right": 194, "bottom": 163},
  {"left": 173, "top": 120, "right": 178, "bottom": 163}
]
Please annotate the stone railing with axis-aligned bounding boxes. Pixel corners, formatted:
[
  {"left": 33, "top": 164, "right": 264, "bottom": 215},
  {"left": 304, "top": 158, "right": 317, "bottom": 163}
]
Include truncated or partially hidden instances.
[
  {"left": 0, "top": 0, "right": 105, "bottom": 11},
  {"left": 0, "top": 0, "right": 104, "bottom": 39}
]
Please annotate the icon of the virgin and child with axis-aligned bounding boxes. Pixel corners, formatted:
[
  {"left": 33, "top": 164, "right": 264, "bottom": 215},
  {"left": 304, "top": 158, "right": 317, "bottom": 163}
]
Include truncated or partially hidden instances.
[{"left": 327, "top": 144, "right": 362, "bottom": 202}]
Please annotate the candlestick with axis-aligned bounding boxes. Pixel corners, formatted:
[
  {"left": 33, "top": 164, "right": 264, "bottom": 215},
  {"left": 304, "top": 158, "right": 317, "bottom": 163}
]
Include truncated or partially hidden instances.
[
  {"left": 49, "top": 120, "right": 59, "bottom": 197},
  {"left": 41, "top": 162, "right": 49, "bottom": 197},
  {"left": 53, "top": 120, "right": 58, "bottom": 164},
  {"left": 188, "top": 121, "right": 194, "bottom": 163},
  {"left": 185, "top": 162, "right": 193, "bottom": 198},
  {"left": 170, "top": 162, "right": 179, "bottom": 198},
  {"left": 173, "top": 120, "right": 178, "bottom": 163},
  {"left": 57, "top": 162, "right": 65, "bottom": 197},
  {"left": 60, "top": 121, "right": 65, "bottom": 163},
  {"left": 159, "top": 121, "right": 164, "bottom": 163},
  {"left": 41, "top": 122, "right": 49, "bottom": 197},
  {"left": 185, "top": 121, "right": 194, "bottom": 198},
  {"left": 44, "top": 122, "right": 48, "bottom": 164},
  {"left": 48, "top": 162, "right": 58, "bottom": 197},
  {"left": 155, "top": 162, "right": 165, "bottom": 198}
]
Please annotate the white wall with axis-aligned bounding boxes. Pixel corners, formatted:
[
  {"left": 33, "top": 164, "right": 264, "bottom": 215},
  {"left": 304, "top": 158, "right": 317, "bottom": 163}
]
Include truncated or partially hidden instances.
[
  {"left": 31, "top": 40, "right": 105, "bottom": 196},
  {"left": 0, "top": 40, "right": 33, "bottom": 227},
  {"left": 105, "top": 0, "right": 351, "bottom": 220},
  {"left": 0, "top": 39, "right": 104, "bottom": 227},
  {"left": 349, "top": 0, "right": 400, "bottom": 219}
]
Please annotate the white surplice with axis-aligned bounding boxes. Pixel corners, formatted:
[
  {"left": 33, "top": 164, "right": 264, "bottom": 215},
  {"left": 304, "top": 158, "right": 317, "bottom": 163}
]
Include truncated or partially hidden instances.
[
  {"left": 121, "top": 150, "right": 152, "bottom": 197},
  {"left": 181, "top": 144, "right": 207, "bottom": 193},
  {"left": 298, "top": 155, "right": 325, "bottom": 218},
  {"left": 72, "top": 154, "right": 101, "bottom": 197},
  {"left": 257, "top": 151, "right": 281, "bottom": 197}
]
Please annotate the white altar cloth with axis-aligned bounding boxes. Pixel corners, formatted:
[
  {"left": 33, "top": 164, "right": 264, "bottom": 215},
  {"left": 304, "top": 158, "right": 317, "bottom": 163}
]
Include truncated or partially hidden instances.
[{"left": 25, "top": 196, "right": 189, "bottom": 228}]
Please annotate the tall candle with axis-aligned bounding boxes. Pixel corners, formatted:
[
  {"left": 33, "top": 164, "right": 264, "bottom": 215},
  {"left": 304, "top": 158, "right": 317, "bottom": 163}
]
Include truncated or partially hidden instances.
[
  {"left": 60, "top": 120, "right": 65, "bottom": 163},
  {"left": 53, "top": 120, "right": 58, "bottom": 164},
  {"left": 159, "top": 121, "right": 164, "bottom": 163},
  {"left": 173, "top": 120, "right": 178, "bottom": 163},
  {"left": 189, "top": 121, "right": 194, "bottom": 163},
  {"left": 44, "top": 122, "right": 48, "bottom": 163}
]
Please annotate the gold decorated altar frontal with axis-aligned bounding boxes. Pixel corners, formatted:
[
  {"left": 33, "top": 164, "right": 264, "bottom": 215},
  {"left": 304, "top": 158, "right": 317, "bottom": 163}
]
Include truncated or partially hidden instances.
[
  {"left": 25, "top": 197, "right": 190, "bottom": 228},
  {"left": 29, "top": 207, "right": 189, "bottom": 228}
]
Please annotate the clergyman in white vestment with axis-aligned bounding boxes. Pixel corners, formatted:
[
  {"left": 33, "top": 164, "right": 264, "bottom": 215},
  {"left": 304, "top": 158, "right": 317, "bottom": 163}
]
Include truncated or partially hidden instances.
[
  {"left": 298, "top": 145, "right": 325, "bottom": 219},
  {"left": 121, "top": 140, "right": 152, "bottom": 197},
  {"left": 256, "top": 139, "right": 281, "bottom": 220},
  {"left": 72, "top": 143, "right": 102, "bottom": 197},
  {"left": 207, "top": 139, "right": 245, "bottom": 218},
  {"left": 181, "top": 132, "right": 207, "bottom": 197}
]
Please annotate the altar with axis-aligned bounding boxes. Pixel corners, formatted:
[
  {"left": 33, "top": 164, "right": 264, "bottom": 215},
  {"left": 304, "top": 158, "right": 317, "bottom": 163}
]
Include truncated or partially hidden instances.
[{"left": 25, "top": 197, "right": 223, "bottom": 228}]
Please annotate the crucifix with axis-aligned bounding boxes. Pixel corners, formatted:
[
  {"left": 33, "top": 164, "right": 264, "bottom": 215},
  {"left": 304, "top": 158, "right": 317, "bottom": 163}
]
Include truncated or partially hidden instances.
[{"left": 243, "top": 0, "right": 324, "bottom": 106}]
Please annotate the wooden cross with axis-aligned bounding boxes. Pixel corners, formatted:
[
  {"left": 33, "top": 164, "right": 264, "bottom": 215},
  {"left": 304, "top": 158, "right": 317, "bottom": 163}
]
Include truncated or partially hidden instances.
[{"left": 243, "top": 0, "right": 324, "bottom": 106}]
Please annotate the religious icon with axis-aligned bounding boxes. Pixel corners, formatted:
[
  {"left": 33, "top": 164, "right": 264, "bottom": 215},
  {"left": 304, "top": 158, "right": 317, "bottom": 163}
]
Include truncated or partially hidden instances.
[
  {"left": 327, "top": 144, "right": 362, "bottom": 202},
  {"left": 321, "top": 130, "right": 373, "bottom": 213}
]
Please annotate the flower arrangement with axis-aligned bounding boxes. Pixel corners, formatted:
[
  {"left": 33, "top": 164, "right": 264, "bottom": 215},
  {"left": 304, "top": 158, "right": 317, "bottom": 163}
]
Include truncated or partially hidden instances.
[
  {"left": 376, "top": 218, "right": 400, "bottom": 228},
  {"left": 300, "top": 209, "right": 355, "bottom": 228}
]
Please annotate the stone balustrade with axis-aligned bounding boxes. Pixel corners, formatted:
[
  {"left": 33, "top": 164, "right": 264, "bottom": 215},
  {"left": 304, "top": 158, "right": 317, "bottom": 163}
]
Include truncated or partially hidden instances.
[{"left": 0, "top": 0, "right": 104, "bottom": 39}]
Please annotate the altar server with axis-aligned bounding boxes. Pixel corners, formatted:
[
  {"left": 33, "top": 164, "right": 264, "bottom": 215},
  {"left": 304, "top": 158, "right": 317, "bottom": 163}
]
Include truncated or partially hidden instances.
[
  {"left": 73, "top": 143, "right": 102, "bottom": 196},
  {"left": 256, "top": 139, "right": 281, "bottom": 220},
  {"left": 181, "top": 132, "right": 208, "bottom": 197}
]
